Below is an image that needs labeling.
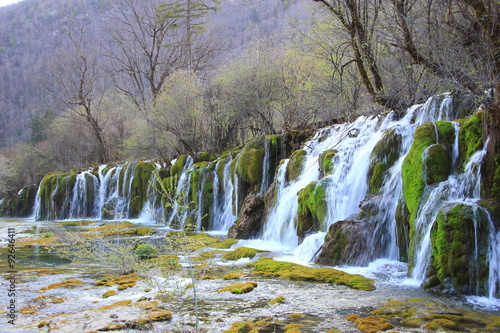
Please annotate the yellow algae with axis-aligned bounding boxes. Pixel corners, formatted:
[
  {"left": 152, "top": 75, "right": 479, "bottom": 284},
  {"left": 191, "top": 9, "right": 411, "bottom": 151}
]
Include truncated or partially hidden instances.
[{"left": 38, "top": 279, "right": 83, "bottom": 293}]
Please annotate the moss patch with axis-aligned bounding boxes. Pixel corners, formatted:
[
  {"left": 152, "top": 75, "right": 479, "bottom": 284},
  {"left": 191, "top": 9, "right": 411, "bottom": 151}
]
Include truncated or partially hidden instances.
[
  {"left": 218, "top": 281, "right": 258, "bottom": 294},
  {"left": 223, "top": 321, "right": 259, "bottom": 333},
  {"left": 429, "top": 203, "right": 489, "bottom": 294},
  {"left": 38, "top": 279, "right": 83, "bottom": 293},
  {"left": 319, "top": 149, "right": 337, "bottom": 177},
  {"left": 236, "top": 137, "right": 266, "bottom": 186},
  {"left": 223, "top": 247, "right": 268, "bottom": 260},
  {"left": 458, "top": 110, "right": 484, "bottom": 168},
  {"left": 170, "top": 155, "right": 188, "bottom": 176},
  {"left": 402, "top": 121, "right": 455, "bottom": 268},
  {"left": 286, "top": 149, "right": 307, "bottom": 182},
  {"left": 297, "top": 180, "right": 328, "bottom": 239},
  {"left": 252, "top": 258, "right": 375, "bottom": 291},
  {"left": 102, "top": 290, "right": 117, "bottom": 298}
]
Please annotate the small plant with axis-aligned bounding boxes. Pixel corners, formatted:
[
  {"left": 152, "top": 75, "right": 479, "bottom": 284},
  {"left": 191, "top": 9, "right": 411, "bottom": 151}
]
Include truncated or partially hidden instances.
[{"left": 134, "top": 244, "right": 158, "bottom": 260}]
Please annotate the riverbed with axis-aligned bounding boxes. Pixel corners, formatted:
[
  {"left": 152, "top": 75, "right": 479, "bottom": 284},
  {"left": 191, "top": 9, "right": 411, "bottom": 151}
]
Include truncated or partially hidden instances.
[{"left": 1, "top": 218, "right": 499, "bottom": 333}]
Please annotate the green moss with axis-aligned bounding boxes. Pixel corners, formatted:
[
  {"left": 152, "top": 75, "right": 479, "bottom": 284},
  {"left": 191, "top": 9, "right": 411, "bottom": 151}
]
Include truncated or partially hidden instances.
[
  {"left": 354, "top": 315, "right": 395, "bottom": 333},
  {"left": 429, "top": 204, "right": 489, "bottom": 293},
  {"left": 129, "top": 162, "right": 156, "bottom": 218},
  {"left": 268, "top": 296, "right": 285, "bottom": 305},
  {"left": 212, "top": 238, "right": 238, "bottom": 249},
  {"left": 369, "top": 162, "right": 387, "bottom": 194},
  {"left": 223, "top": 247, "right": 268, "bottom": 260},
  {"left": 223, "top": 321, "right": 258, "bottom": 333},
  {"left": 296, "top": 181, "right": 328, "bottom": 239},
  {"left": 286, "top": 149, "right": 307, "bottom": 182},
  {"left": 492, "top": 156, "right": 500, "bottom": 200},
  {"left": 402, "top": 121, "right": 455, "bottom": 267},
  {"left": 458, "top": 110, "right": 484, "bottom": 168},
  {"left": 198, "top": 152, "right": 217, "bottom": 162},
  {"left": 252, "top": 258, "right": 375, "bottom": 291},
  {"left": 170, "top": 155, "right": 188, "bottom": 176},
  {"left": 218, "top": 281, "right": 258, "bottom": 294},
  {"left": 424, "top": 144, "right": 452, "bottom": 185},
  {"left": 319, "top": 149, "right": 337, "bottom": 177},
  {"left": 236, "top": 137, "right": 266, "bottom": 186}
]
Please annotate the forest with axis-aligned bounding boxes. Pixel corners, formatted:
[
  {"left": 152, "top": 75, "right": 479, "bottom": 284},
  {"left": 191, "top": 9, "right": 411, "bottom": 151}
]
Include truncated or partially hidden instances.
[{"left": 0, "top": 0, "right": 499, "bottom": 197}]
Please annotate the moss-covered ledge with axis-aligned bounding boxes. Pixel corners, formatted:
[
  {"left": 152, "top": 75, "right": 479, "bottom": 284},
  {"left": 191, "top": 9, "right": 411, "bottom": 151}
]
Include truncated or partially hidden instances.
[{"left": 252, "top": 258, "right": 375, "bottom": 291}]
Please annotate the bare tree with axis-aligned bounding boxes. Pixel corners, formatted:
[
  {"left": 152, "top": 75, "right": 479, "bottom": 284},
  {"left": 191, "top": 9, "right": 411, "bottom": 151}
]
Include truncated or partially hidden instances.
[
  {"left": 103, "top": 0, "right": 224, "bottom": 113},
  {"left": 45, "top": 24, "right": 109, "bottom": 164}
]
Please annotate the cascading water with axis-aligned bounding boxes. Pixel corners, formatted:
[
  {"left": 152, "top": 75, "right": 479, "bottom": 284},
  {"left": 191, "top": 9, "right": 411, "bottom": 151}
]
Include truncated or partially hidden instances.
[
  {"left": 138, "top": 164, "right": 164, "bottom": 222},
  {"left": 211, "top": 157, "right": 236, "bottom": 232},
  {"left": 263, "top": 95, "right": 458, "bottom": 264},
  {"left": 260, "top": 137, "right": 271, "bottom": 194},
  {"left": 69, "top": 170, "right": 99, "bottom": 219}
]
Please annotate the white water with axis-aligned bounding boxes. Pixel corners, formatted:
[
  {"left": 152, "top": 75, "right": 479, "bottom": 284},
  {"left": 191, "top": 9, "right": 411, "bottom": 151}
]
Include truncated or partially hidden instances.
[
  {"left": 211, "top": 157, "right": 236, "bottom": 231},
  {"left": 270, "top": 95, "right": 457, "bottom": 264}
]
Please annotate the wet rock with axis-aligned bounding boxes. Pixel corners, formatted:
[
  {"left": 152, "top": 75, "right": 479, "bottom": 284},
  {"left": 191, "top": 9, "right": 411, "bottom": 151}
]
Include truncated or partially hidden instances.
[
  {"left": 228, "top": 192, "right": 264, "bottom": 239},
  {"left": 315, "top": 219, "right": 375, "bottom": 267}
]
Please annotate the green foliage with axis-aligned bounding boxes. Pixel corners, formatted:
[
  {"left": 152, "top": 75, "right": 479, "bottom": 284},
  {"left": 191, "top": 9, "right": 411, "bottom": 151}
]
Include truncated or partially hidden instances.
[
  {"left": 134, "top": 244, "right": 158, "bottom": 260},
  {"left": 30, "top": 109, "right": 56, "bottom": 143}
]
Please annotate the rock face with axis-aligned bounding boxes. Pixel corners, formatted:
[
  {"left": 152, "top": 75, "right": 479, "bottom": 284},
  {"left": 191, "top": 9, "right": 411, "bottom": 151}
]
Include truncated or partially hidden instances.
[
  {"left": 228, "top": 193, "right": 265, "bottom": 239},
  {"left": 0, "top": 185, "right": 37, "bottom": 217},
  {"left": 315, "top": 219, "right": 375, "bottom": 266}
]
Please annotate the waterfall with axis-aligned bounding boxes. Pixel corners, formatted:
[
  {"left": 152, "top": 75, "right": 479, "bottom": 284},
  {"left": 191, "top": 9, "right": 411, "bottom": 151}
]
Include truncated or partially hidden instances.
[
  {"left": 211, "top": 157, "right": 236, "bottom": 231},
  {"left": 166, "top": 156, "right": 194, "bottom": 228},
  {"left": 138, "top": 164, "right": 164, "bottom": 222},
  {"left": 261, "top": 159, "right": 298, "bottom": 248},
  {"left": 260, "top": 136, "right": 271, "bottom": 194},
  {"left": 68, "top": 170, "right": 99, "bottom": 219},
  {"left": 488, "top": 215, "right": 500, "bottom": 298}
]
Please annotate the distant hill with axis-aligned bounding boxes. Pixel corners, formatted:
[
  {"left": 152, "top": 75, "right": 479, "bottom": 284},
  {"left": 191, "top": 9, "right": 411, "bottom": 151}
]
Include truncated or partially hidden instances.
[{"left": 0, "top": 0, "right": 312, "bottom": 148}]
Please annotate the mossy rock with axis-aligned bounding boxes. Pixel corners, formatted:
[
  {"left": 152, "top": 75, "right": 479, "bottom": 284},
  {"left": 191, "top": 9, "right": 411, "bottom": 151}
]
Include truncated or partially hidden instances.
[
  {"left": 296, "top": 180, "right": 328, "bottom": 241},
  {"left": 218, "top": 281, "right": 258, "bottom": 294},
  {"left": 129, "top": 162, "right": 156, "bottom": 218},
  {"left": 423, "top": 144, "right": 452, "bottom": 185},
  {"left": 102, "top": 290, "right": 117, "bottom": 298},
  {"left": 268, "top": 296, "right": 285, "bottom": 305},
  {"left": 354, "top": 315, "right": 395, "bottom": 333},
  {"left": 170, "top": 155, "right": 189, "bottom": 176},
  {"left": 223, "top": 247, "right": 268, "bottom": 260},
  {"left": 319, "top": 149, "right": 337, "bottom": 177},
  {"left": 212, "top": 238, "right": 238, "bottom": 249},
  {"left": 402, "top": 121, "right": 455, "bottom": 267},
  {"left": 198, "top": 151, "right": 218, "bottom": 162},
  {"left": 429, "top": 203, "right": 490, "bottom": 294},
  {"left": 458, "top": 110, "right": 484, "bottom": 169},
  {"left": 223, "top": 321, "right": 259, "bottom": 333},
  {"left": 233, "top": 136, "right": 268, "bottom": 188},
  {"left": 252, "top": 258, "right": 375, "bottom": 291},
  {"left": 286, "top": 149, "right": 307, "bottom": 182},
  {"left": 368, "top": 129, "right": 403, "bottom": 194},
  {"left": 38, "top": 279, "right": 83, "bottom": 293}
]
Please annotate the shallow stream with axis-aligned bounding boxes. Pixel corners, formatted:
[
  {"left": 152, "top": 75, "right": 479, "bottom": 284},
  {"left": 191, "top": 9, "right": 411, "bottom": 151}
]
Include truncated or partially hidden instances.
[{"left": 1, "top": 218, "right": 499, "bottom": 333}]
